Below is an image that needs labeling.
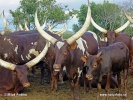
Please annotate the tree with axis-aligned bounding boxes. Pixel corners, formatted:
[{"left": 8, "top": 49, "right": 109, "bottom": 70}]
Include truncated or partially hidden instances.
[
  {"left": 72, "top": 0, "right": 133, "bottom": 36},
  {"left": 10, "top": 0, "right": 72, "bottom": 30}
]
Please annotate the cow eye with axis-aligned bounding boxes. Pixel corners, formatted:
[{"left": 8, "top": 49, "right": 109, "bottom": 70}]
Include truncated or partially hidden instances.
[
  {"left": 93, "top": 64, "right": 97, "bottom": 68},
  {"left": 18, "top": 75, "right": 21, "bottom": 78},
  {"left": 63, "top": 51, "right": 67, "bottom": 55}
]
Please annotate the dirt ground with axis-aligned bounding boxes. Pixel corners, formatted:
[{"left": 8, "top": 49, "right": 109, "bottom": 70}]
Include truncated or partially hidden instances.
[{"left": 1, "top": 70, "right": 133, "bottom": 100}]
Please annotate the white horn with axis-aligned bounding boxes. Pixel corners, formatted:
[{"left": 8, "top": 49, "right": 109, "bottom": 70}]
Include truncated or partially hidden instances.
[
  {"left": 66, "top": 0, "right": 91, "bottom": 45},
  {"left": 25, "top": 21, "right": 30, "bottom": 31},
  {"left": 125, "top": 12, "right": 133, "bottom": 23},
  {"left": 48, "top": 24, "right": 54, "bottom": 33},
  {"left": 114, "top": 20, "right": 130, "bottom": 33},
  {"left": 91, "top": 17, "right": 107, "bottom": 33},
  {"left": 18, "top": 20, "right": 24, "bottom": 31},
  {"left": 3, "top": 11, "right": 7, "bottom": 28},
  {"left": 55, "top": 23, "right": 68, "bottom": 36},
  {"left": 26, "top": 41, "right": 49, "bottom": 68},
  {"left": 0, "top": 59, "right": 16, "bottom": 70},
  {"left": 35, "top": 10, "right": 58, "bottom": 45}
]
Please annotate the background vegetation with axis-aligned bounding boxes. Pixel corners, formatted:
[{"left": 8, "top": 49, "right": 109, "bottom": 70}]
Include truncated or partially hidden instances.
[{"left": 4, "top": 0, "right": 133, "bottom": 37}]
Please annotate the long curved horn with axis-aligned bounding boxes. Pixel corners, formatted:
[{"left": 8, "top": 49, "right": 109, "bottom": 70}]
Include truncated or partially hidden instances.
[
  {"left": 0, "top": 59, "right": 16, "bottom": 70},
  {"left": 3, "top": 11, "right": 7, "bottom": 28},
  {"left": 25, "top": 21, "right": 30, "bottom": 31},
  {"left": 66, "top": 0, "right": 91, "bottom": 45},
  {"left": 0, "top": 11, "right": 14, "bottom": 35},
  {"left": 55, "top": 23, "right": 68, "bottom": 36},
  {"left": 35, "top": 10, "right": 58, "bottom": 45},
  {"left": 26, "top": 41, "right": 49, "bottom": 68},
  {"left": 48, "top": 24, "right": 54, "bottom": 33},
  {"left": 125, "top": 12, "right": 133, "bottom": 23},
  {"left": 114, "top": 21, "right": 130, "bottom": 33},
  {"left": 91, "top": 17, "right": 107, "bottom": 33},
  {"left": 18, "top": 19, "right": 24, "bottom": 31}
]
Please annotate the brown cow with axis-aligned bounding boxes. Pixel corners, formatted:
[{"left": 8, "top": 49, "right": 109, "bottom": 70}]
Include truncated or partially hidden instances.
[
  {"left": 91, "top": 17, "right": 133, "bottom": 69},
  {"left": 35, "top": 1, "right": 96, "bottom": 99},
  {"left": 81, "top": 42, "right": 129, "bottom": 100},
  {"left": 1, "top": 30, "right": 62, "bottom": 84},
  {"left": 0, "top": 41, "right": 49, "bottom": 95}
]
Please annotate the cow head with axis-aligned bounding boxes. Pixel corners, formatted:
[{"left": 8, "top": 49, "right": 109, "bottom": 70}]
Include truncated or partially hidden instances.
[
  {"left": 35, "top": 0, "right": 91, "bottom": 74},
  {"left": 14, "top": 65, "right": 30, "bottom": 87},
  {"left": 0, "top": 41, "right": 49, "bottom": 87},
  {"left": 81, "top": 52, "right": 103, "bottom": 80},
  {"left": 105, "top": 31, "right": 119, "bottom": 45},
  {"left": 53, "top": 41, "right": 77, "bottom": 72},
  {"left": 91, "top": 17, "right": 130, "bottom": 46}
]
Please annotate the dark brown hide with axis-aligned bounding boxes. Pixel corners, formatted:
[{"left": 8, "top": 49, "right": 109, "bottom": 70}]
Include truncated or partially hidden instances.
[
  {"left": 84, "top": 42, "right": 129, "bottom": 100},
  {"left": 0, "top": 30, "right": 61, "bottom": 94}
]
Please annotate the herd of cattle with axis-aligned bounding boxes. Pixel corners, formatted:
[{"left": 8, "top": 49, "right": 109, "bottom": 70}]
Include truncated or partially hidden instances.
[{"left": 0, "top": 0, "right": 133, "bottom": 100}]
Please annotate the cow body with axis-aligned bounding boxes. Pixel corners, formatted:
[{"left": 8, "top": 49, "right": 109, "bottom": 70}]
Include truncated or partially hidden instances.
[
  {"left": 0, "top": 66, "right": 28, "bottom": 95},
  {"left": 53, "top": 32, "right": 98, "bottom": 99},
  {"left": 0, "top": 30, "right": 61, "bottom": 95},
  {"left": 84, "top": 42, "right": 129, "bottom": 100}
]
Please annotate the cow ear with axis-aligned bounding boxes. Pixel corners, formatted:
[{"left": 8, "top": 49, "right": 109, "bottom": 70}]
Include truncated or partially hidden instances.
[
  {"left": 102, "top": 33, "right": 107, "bottom": 37},
  {"left": 69, "top": 42, "right": 77, "bottom": 50},
  {"left": 98, "top": 57, "right": 104, "bottom": 63},
  {"left": 115, "top": 33, "right": 119, "bottom": 37},
  {"left": 81, "top": 56, "right": 87, "bottom": 62},
  {"left": 13, "top": 71, "right": 17, "bottom": 74}
]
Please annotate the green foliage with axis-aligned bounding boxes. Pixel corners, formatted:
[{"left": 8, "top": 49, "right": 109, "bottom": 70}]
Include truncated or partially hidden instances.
[
  {"left": 72, "top": 0, "right": 133, "bottom": 36},
  {"left": 63, "top": 31, "right": 74, "bottom": 39},
  {"left": 10, "top": 0, "right": 73, "bottom": 30}
]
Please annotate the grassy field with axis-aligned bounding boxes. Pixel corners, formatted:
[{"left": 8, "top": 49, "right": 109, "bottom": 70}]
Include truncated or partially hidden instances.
[{"left": 1, "top": 70, "right": 133, "bottom": 100}]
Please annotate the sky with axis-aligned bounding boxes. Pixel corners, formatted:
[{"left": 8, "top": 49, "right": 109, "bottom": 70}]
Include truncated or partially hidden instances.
[{"left": 0, "top": 0, "right": 124, "bottom": 31}]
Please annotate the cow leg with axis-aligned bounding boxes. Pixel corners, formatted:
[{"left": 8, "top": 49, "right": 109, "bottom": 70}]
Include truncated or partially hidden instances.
[
  {"left": 111, "top": 75, "right": 118, "bottom": 88},
  {"left": 54, "top": 73, "right": 59, "bottom": 91},
  {"left": 88, "top": 80, "right": 93, "bottom": 94},
  {"left": 123, "top": 68, "right": 128, "bottom": 100},
  {"left": 51, "top": 73, "right": 55, "bottom": 91},
  {"left": 69, "top": 80, "right": 75, "bottom": 100},
  {"left": 74, "top": 78, "right": 80, "bottom": 100},
  {"left": 40, "top": 66, "right": 45, "bottom": 85},
  {"left": 129, "top": 48, "right": 133, "bottom": 68},
  {"left": 117, "top": 72, "right": 121, "bottom": 93},
  {"left": 105, "top": 72, "right": 111, "bottom": 100},
  {"left": 51, "top": 72, "right": 59, "bottom": 91},
  {"left": 14, "top": 84, "right": 24, "bottom": 93},
  {"left": 97, "top": 76, "right": 102, "bottom": 100},
  {"left": 46, "top": 66, "right": 51, "bottom": 83},
  {"left": 83, "top": 73, "right": 87, "bottom": 93},
  {"left": 59, "top": 70, "right": 64, "bottom": 84},
  {"left": 69, "top": 78, "right": 80, "bottom": 100}
]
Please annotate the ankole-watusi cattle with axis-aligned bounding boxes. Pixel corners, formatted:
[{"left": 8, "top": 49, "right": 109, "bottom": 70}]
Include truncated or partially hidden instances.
[
  {"left": 0, "top": 41, "right": 49, "bottom": 95},
  {"left": 81, "top": 42, "right": 129, "bottom": 100},
  {"left": 35, "top": 0, "right": 98, "bottom": 99},
  {"left": 0, "top": 29, "right": 62, "bottom": 87},
  {"left": 91, "top": 17, "right": 133, "bottom": 68}
]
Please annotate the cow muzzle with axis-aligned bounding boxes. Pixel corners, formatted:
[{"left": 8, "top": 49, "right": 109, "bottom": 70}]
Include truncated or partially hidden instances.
[
  {"left": 53, "top": 64, "right": 61, "bottom": 72},
  {"left": 23, "top": 82, "right": 30, "bottom": 87},
  {"left": 86, "top": 74, "right": 93, "bottom": 80}
]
